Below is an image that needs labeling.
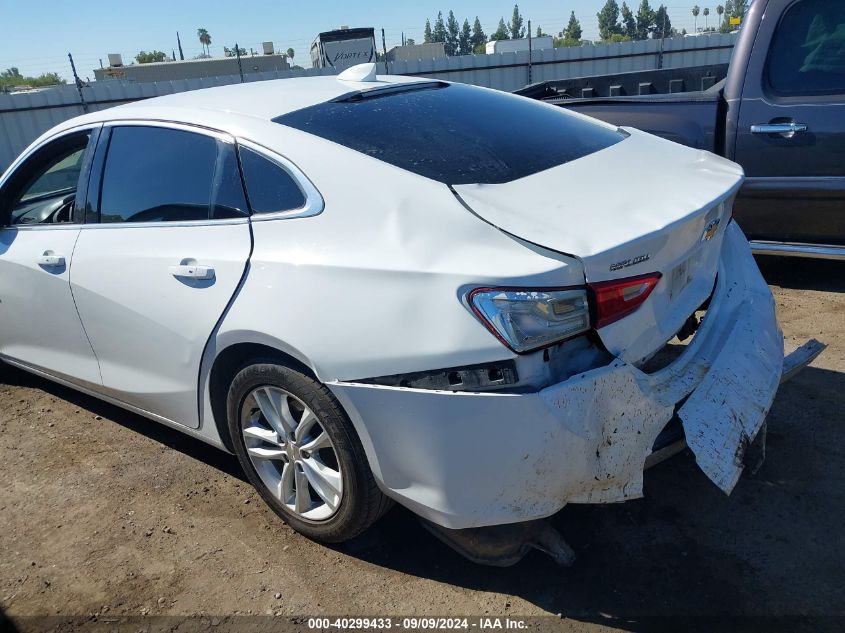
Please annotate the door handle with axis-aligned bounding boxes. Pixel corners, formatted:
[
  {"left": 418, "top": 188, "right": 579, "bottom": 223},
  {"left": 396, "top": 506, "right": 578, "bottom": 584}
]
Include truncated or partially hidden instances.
[
  {"left": 37, "top": 251, "right": 66, "bottom": 267},
  {"left": 169, "top": 263, "right": 215, "bottom": 280},
  {"left": 750, "top": 122, "right": 808, "bottom": 138}
]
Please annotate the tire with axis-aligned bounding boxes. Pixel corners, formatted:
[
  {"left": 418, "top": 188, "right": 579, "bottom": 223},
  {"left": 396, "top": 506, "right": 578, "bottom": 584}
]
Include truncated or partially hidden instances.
[{"left": 226, "top": 361, "right": 391, "bottom": 543}]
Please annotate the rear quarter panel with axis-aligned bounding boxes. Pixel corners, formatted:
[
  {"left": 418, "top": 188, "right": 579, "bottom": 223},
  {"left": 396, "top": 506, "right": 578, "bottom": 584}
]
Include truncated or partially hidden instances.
[{"left": 211, "top": 126, "right": 587, "bottom": 382}]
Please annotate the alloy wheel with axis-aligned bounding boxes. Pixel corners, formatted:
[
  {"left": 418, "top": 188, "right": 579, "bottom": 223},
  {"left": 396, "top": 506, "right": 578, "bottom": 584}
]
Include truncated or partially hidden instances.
[{"left": 240, "top": 386, "right": 343, "bottom": 521}]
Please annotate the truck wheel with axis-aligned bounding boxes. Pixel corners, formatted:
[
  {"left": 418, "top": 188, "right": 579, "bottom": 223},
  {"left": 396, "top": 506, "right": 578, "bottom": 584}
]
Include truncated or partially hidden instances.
[{"left": 227, "top": 361, "right": 391, "bottom": 543}]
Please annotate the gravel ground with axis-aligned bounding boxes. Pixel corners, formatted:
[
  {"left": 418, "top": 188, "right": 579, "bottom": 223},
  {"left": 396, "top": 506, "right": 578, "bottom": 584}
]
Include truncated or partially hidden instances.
[{"left": 1, "top": 256, "right": 843, "bottom": 631}]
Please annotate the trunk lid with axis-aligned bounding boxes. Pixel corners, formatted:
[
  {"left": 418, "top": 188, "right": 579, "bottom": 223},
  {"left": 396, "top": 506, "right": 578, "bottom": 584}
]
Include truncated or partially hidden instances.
[{"left": 453, "top": 129, "right": 744, "bottom": 364}]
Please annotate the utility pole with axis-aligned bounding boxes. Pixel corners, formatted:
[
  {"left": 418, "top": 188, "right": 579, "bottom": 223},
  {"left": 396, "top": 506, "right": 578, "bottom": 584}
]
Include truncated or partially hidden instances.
[
  {"left": 177, "top": 31, "right": 185, "bottom": 60},
  {"left": 68, "top": 52, "right": 88, "bottom": 113},
  {"left": 657, "top": 7, "right": 668, "bottom": 68},
  {"left": 527, "top": 19, "right": 533, "bottom": 85},
  {"left": 381, "top": 28, "right": 388, "bottom": 75},
  {"left": 235, "top": 42, "right": 244, "bottom": 82}
]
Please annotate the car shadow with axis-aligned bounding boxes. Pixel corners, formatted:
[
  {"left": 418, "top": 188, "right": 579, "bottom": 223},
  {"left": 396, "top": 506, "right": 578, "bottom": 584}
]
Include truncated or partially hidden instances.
[
  {"left": 0, "top": 363, "right": 245, "bottom": 481},
  {"left": 3, "top": 362, "right": 843, "bottom": 629},
  {"left": 0, "top": 607, "right": 19, "bottom": 633},
  {"left": 756, "top": 255, "right": 844, "bottom": 293},
  {"left": 335, "top": 364, "right": 845, "bottom": 628}
]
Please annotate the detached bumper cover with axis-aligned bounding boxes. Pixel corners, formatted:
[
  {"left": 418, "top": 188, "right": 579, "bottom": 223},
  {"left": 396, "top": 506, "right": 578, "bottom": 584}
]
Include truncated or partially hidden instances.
[{"left": 329, "top": 223, "right": 784, "bottom": 529}]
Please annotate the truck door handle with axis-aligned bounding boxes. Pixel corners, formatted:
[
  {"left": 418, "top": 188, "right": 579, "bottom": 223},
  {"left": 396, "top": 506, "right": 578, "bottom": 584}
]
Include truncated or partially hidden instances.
[
  {"left": 37, "top": 251, "right": 66, "bottom": 267},
  {"left": 169, "top": 262, "right": 215, "bottom": 280},
  {"left": 750, "top": 122, "right": 808, "bottom": 138}
]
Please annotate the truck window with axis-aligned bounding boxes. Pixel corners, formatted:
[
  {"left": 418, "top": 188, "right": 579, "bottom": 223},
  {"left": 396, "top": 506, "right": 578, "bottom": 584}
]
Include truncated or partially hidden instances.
[{"left": 767, "top": 0, "right": 845, "bottom": 95}]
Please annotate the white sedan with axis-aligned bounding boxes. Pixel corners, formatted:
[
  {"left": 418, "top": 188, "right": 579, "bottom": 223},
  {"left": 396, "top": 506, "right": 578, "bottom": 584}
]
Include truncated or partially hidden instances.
[{"left": 0, "top": 64, "right": 801, "bottom": 548}]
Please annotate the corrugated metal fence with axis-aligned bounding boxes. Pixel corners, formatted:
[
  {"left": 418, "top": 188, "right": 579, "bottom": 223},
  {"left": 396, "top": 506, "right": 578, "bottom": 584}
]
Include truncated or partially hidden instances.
[{"left": 0, "top": 33, "right": 736, "bottom": 172}]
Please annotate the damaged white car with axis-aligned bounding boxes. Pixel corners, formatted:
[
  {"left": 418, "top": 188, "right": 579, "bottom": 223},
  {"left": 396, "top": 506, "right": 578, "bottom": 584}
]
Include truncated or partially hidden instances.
[{"left": 0, "top": 64, "right": 822, "bottom": 562}]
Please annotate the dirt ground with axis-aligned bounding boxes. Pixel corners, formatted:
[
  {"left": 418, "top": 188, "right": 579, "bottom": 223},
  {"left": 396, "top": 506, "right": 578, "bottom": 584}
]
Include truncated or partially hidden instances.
[{"left": 1, "top": 256, "right": 844, "bottom": 631}]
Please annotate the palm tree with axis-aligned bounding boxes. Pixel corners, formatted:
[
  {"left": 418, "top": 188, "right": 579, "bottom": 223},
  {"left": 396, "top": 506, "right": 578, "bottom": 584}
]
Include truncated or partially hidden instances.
[
  {"left": 716, "top": 4, "right": 725, "bottom": 30},
  {"left": 692, "top": 5, "right": 700, "bottom": 32},
  {"left": 286, "top": 48, "right": 294, "bottom": 62},
  {"left": 703, "top": 7, "right": 710, "bottom": 30},
  {"left": 197, "top": 28, "right": 211, "bottom": 56}
]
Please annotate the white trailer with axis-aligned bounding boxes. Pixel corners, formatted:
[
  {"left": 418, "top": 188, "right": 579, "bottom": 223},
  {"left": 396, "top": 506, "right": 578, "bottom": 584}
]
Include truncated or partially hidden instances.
[
  {"left": 485, "top": 36, "right": 554, "bottom": 55},
  {"left": 310, "top": 27, "right": 377, "bottom": 71}
]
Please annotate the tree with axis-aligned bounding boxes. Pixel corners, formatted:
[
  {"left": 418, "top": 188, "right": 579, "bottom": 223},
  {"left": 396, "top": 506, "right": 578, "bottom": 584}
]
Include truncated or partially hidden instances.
[
  {"left": 509, "top": 4, "right": 526, "bottom": 39},
  {"left": 491, "top": 17, "right": 509, "bottom": 41},
  {"left": 286, "top": 48, "right": 295, "bottom": 61},
  {"left": 621, "top": 3, "right": 637, "bottom": 39},
  {"left": 459, "top": 19, "right": 472, "bottom": 55},
  {"left": 405, "top": 38, "right": 416, "bottom": 45},
  {"left": 536, "top": 26, "right": 545, "bottom": 37},
  {"left": 553, "top": 37, "right": 581, "bottom": 48},
  {"left": 424, "top": 19, "right": 433, "bottom": 43},
  {"left": 135, "top": 50, "right": 168, "bottom": 63},
  {"left": 692, "top": 5, "right": 700, "bottom": 32},
  {"left": 197, "top": 28, "right": 211, "bottom": 56},
  {"left": 636, "top": 0, "right": 655, "bottom": 40},
  {"left": 720, "top": 0, "right": 748, "bottom": 30},
  {"left": 222, "top": 46, "right": 246, "bottom": 57},
  {"left": 564, "top": 11, "right": 583, "bottom": 41},
  {"left": 433, "top": 12, "right": 447, "bottom": 43},
  {"left": 732, "top": 0, "right": 749, "bottom": 19},
  {"left": 719, "top": 0, "right": 733, "bottom": 31},
  {"left": 471, "top": 17, "right": 487, "bottom": 48},
  {"left": 716, "top": 4, "right": 725, "bottom": 24},
  {"left": 445, "top": 10, "right": 460, "bottom": 55},
  {"left": 597, "top": 0, "right": 622, "bottom": 40},
  {"left": 653, "top": 4, "right": 672, "bottom": 39},
  {"left": 1, "top": 68, "right": 65, "bottom": 90}
]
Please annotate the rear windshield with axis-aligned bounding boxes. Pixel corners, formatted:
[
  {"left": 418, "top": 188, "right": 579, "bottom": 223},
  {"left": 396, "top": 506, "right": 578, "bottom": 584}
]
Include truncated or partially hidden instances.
[{"left": 273, "top": 82, "right": 626, "bottom": 185}]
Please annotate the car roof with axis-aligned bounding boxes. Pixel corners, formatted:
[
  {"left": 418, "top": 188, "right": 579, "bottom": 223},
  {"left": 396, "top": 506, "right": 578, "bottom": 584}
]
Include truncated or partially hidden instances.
[{"left": 61, "top": 74, "right": 434, "bottom": 129}]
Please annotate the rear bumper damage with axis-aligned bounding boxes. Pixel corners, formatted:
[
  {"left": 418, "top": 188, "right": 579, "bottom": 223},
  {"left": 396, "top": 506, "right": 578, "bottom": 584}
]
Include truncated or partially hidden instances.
[{"left": 330, "top": 224, "right": 808, "bottom": 530}]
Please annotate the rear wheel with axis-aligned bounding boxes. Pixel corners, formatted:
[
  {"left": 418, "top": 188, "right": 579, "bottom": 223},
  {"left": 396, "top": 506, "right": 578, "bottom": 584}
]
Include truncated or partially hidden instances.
[{"left": 226, "top": 361, "right": 390, "bottom": 542}]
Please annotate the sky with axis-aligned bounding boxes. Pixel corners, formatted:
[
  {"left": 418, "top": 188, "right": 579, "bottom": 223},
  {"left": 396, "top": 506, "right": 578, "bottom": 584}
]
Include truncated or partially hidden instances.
[{"left": 1, "top": 0, "right": 712, "bottom": 80}]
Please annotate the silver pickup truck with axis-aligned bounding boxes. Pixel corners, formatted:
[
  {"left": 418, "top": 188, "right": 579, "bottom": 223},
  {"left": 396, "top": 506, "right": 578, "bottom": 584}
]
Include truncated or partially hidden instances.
[{"left": 519, "top": 0, "right": 844, "bottom": 260}]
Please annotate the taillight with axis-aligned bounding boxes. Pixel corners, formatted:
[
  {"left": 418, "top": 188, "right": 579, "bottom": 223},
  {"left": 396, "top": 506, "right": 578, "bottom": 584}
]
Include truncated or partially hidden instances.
[
  {"left": 590, "top": 272, "right": 662, "bottom": 329},
  {"left": 468, "top": 273, "right": 662, "bottom": 352},
  {"left": 469, "top": 287, "right": 591, "bottom": 353}
]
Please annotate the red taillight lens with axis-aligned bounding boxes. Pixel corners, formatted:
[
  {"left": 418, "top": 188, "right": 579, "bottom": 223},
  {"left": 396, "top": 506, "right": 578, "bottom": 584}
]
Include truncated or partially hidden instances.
[{"left": 590, "top": 272, "right": 662, "bottom": 329}]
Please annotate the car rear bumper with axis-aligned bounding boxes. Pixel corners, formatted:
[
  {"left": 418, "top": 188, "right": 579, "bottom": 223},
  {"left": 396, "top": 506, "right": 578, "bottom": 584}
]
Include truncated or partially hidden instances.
[{"left": 328, "top": 223, "right": 785, "bottom": 529}]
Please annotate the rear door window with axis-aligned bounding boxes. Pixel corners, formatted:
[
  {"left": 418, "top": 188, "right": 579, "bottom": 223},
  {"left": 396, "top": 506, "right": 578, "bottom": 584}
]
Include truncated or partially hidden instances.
[
  {"left": 767, "top": 0, "right": 845, "bottom": 95},
  {"left": 98, "top": 126, "right": 248, "bottom": 223},
  {"left": 274, "top": 82, "right": 626, "bottom": 185},
  {"left": 238, "top": 147, "right": 306, "bottom": 214}
]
